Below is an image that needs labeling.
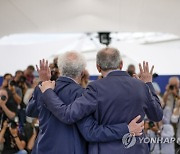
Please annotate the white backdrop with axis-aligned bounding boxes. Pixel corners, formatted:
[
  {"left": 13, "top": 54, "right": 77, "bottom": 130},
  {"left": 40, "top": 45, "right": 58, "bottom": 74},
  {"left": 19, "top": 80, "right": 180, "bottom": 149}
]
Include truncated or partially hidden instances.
[{"left": 0, "top": 33, "right": 179, "bottom": 76}]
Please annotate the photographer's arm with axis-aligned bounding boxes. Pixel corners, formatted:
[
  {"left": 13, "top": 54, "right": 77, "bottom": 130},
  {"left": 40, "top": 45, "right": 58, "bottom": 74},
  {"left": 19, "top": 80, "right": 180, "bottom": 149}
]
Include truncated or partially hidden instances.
[
  {"left": 10, "top": 86, "right": 22, "bottom": 105},
  {"left": 27, "top": 129, "right": 37, "bottom": 151},
  {"left": 0, "top": 121, "right": 8, "bottom": 144},
  {"left": 163, "top": 91, "right": 170, "bottom": 104},
  {"left": 1, "top": 104, "right": 15, "bottom": 119},
  {"left": 10, "top": 128, "right": 26, "bottom": 150}
]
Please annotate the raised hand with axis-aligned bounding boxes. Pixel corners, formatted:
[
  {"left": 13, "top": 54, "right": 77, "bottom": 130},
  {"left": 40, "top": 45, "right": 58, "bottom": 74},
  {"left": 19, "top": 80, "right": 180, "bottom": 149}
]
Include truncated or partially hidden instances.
[
  {"left": 36, "top": 59, "right": 51, "bottom": 82},
  {"left": 138, "top": 61, "right": 154, "bottom": 83},
  {"left": 39, "top": 80, "right": 55, "bottom": 93}
]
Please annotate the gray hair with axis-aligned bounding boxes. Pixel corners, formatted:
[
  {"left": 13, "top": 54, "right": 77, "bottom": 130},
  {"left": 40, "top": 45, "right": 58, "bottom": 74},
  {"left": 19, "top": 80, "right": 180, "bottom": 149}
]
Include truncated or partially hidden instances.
[
  {"left": 96, "top": 47, "right": 122, "bottom": 71},
  {"left": 58, "top": 51, "right": 86, "bottom": 79}
]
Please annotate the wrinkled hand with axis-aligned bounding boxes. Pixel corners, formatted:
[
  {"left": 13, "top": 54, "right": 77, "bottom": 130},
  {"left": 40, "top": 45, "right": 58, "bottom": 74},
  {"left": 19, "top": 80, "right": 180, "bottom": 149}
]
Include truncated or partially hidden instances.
[
  {"left": 138, "top": 61, "right": 154, "bottom": 83},
  {"left": 39, "top": 80, "right": 55, "bottom": 93},
  {"left": 128, "top": 115, "right": 144, "bottom": 136},
  {"left": 36, "top": 59, "right": 51, "bottom": 82}
]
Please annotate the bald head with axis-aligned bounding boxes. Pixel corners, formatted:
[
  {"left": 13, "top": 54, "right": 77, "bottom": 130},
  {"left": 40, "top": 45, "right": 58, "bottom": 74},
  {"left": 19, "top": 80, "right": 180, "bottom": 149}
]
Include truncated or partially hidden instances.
[
  {"left": 169, "top": 76, "right": 179, "bottom": 88},
  {"left": 58, "top": 51, "right": 86, "bottom": 79},
  {"left": 96, "top": 47, "right": 122, "bottom": 71}
]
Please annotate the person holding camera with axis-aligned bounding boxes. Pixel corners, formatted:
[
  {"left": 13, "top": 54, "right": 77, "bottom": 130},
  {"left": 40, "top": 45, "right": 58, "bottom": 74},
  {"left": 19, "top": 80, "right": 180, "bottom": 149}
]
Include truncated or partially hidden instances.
[
  {"left": 13, "top": 70, "right": 28, "bottom": 96},
  {"left": 163, "top": 77, "right": 180, "bottom": 111},
  {"left": 25, "top": 119, "right": 39, "bottom": 153},
  {"left": 0, "top": 120, "right": 27, "bottom": 154},
  {"left": 24, "top": 66, "right": 35, "bottom": 87},
  {"left": 1, "top": 73, "right": 22, "bottom": 107},
  {"left": 0, "top": 88, "right": 26, "bottom": 153}
]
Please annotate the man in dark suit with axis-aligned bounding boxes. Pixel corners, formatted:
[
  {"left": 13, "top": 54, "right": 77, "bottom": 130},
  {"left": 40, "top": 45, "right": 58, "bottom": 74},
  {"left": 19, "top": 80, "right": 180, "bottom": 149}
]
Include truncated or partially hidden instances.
[
  {"left": 26, "top": 52, "right": 144, "bottom": 154},
  {"left": 39, "top": 48, "right": 163, "bottom": 154}
]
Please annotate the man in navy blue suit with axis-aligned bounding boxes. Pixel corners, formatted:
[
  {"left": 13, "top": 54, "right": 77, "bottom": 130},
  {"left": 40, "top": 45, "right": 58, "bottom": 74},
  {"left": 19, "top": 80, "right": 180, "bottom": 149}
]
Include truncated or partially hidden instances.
[
  {"left": 39, "top": 47, "right": 163, "bottom": 154},
  {"left": 26, "top": 52, "right": 144, "bottom": 154}
]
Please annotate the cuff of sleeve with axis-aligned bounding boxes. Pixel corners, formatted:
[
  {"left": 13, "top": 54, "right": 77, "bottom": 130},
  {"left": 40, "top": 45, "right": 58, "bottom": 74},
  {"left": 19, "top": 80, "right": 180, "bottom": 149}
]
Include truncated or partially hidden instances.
[
  {"left": 118, "top": 123, "right": 130, "bottom": 137},
  {"left": 146, "top": 82, "right": 156, "bottom": 93},
  {"left": 41, "top": 88, "right": 54, "bottom": 108}
]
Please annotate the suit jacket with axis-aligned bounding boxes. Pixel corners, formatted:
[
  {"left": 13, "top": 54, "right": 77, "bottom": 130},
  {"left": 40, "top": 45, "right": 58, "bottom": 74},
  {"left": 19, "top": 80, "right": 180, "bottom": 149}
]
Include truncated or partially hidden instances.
[
  {"left": 41, "top": 71, "right": 163, "bottom": 154},
  {"left": 26, "top": 76, "right": 129, "bottom": 154}
]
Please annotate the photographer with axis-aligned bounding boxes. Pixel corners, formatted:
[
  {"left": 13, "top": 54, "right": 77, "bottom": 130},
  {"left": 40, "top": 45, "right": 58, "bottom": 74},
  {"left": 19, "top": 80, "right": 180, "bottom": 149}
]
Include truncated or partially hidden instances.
[
  {"left": 163, "top": 77, "right": 180, "bottom": 111},
  {"left": 144, "top": 119, "right": 175, "bottom": 154},
  {"left": 14, "top": 70, "right": 28, "bottom": 96},
  {"left": 0, "top": 88, "right": 26, "bottom": 153},
  {"left": 0, "top": 88, "right": 16, "bottom": 121},
  {"left": 24, "top": 66, "right": 35, "bottom": 87},
  {"left": 25, "top": 119, "right": 39, "bottom": 153},
  {"left": 0, "top": 120, "right": 27, "bottom": 154},
  {"left": 1, "top": 73, "right": 22, "bottom": 107}
]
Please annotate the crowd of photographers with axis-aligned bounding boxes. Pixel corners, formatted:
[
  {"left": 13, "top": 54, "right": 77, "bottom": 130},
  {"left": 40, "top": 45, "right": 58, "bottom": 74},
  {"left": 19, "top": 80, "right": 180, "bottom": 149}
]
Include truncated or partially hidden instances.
[{"left": 0, "top": 60, "right": 179, "bottom": 154}]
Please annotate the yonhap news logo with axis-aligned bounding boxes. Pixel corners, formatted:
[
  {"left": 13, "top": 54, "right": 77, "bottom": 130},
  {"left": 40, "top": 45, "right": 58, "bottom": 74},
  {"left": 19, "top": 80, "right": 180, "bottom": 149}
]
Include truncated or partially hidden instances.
[
  {"left": 122, "top": 133, "right": 180, "bottom": 149},
  {"left": 122, "top": 133, "right": 136, "bottom": 148}
]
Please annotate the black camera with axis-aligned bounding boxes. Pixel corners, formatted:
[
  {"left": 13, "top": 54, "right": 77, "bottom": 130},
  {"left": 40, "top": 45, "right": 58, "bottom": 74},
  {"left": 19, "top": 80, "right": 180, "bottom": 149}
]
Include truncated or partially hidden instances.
[
  {"left": 0, "top": 95, "right": 7, "bottom": 101},
  {"left": 9, "top": 80, "right": 16, "bottom": 86},
  {"left": 148, "top": 121, "right": 155, "bottom": 128},
  {"left": 169, "top": 85, "right": 175, "bottom": 90},
  {"left": 8, "top": 120, "right": 18, "bottom": 129},
  {"left": 19, "top": 76, "right": 26, "bottom": 83}
]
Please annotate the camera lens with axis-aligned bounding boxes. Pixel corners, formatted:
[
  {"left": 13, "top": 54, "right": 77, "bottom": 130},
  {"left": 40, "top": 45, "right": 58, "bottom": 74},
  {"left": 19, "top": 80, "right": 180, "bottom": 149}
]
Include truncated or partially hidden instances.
[
  {"left": 0, "top": 95, "right": 7, "bottom": 101},
  {"left": 9, "top": 80, "right": 16, "bottom": 86}
]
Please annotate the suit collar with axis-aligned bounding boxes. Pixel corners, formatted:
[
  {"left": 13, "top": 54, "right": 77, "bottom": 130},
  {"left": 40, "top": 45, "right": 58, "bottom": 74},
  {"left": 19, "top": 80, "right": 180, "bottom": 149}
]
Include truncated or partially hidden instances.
[
  {"left": 107, "top": 70, "right": 130, "bottom": 77},
  {"left": 56, "top": 76, "right": 78, "bottom": 84}
]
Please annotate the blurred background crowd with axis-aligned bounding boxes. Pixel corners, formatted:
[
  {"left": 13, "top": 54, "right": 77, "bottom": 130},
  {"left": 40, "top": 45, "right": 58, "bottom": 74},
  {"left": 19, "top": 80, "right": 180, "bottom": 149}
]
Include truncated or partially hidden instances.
[{"left": 0, "top": 57, "right": 179, "bottom": 154}]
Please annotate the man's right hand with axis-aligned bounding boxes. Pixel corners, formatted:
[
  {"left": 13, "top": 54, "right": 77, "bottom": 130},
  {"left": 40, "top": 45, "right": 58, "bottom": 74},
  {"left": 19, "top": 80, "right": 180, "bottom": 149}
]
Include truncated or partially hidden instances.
[
  {"left": 39, "top": 80, "right": 55, "bottom": 93},
  {"left": 36, "top": 59, "right": 51, "bottom": 82},
  {"left": 128, "top": 115, "right": 144, "bottom": 136}
]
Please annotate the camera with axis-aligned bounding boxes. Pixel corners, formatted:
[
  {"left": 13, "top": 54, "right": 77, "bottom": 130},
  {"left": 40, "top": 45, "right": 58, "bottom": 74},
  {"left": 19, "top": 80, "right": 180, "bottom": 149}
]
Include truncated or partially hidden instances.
[
  {"left": 0, "top": 95, "right": 7, "bottom": 101},
  {"left": 9, "top": 80, "right": 16, "bottom": 86},
  {"left": 19, "top": 76, "right": 26, "bottom": 83},
  {"left": 169, "top": 85, "right": 175, "bottom": 90},
  {"left": 148, "top": 121, "right": 155, "bottom": 128},
  {"left": 7, "top": 117, "right": 19, "bottom": 129},
  {"left": 8, "top": 120, "right": 18, "bottom": 129}
]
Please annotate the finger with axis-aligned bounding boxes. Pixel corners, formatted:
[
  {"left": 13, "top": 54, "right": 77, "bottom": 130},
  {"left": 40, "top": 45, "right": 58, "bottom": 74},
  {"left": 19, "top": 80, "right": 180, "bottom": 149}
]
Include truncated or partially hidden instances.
[
  {"left": 146, "top": 62, "right": 149, "bottom": 72},
  {"left": 47, "top": 67, "right": 51, "bottom": 77},
  {"left": 36, "top": 65, "right": 40, "bottom": 72},
  {"left": 135, "top": 132, "right": 142, "bottom": 136},
  {"left": 133, "top": 74, "right": 139, "bottom": 79},
  {"left": 132, "top": 115, "right": 141, "bottom": 122},
  {"left": 143, "top": 61, "right": 146, "bottom": 72},
  {"left": 150, "top": 65, "right": 154, "bottom": 75},
  {"left": 38, "top": 85, "right": 42, "bottom": 90},
  {"left": 40, "top": 60, "right": 43, "bottom": 69},
  {"left": 138, "top": 120, "right": 144, "bottom": 126},
  {"left": 139, "top": 63, "right": 143, "bottom": 74},
  {"left": 42, "top": 59, "right": 45, "bottom": 70},
  {"left": 45, "top": 60, "right": 48, "bottom": 70},
  {"left": 52, "top": 81, "right": 56, "bottom": 86},
  {"left": 141, "top": 125, "right": 144, "bottom": 130}
]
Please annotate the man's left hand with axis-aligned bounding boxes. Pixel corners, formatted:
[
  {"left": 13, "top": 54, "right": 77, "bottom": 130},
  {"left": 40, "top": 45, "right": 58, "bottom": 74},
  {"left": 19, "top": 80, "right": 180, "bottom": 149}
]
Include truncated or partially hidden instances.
[{"left": 39, "top": 80, "right": 55, "bottom": 93}]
